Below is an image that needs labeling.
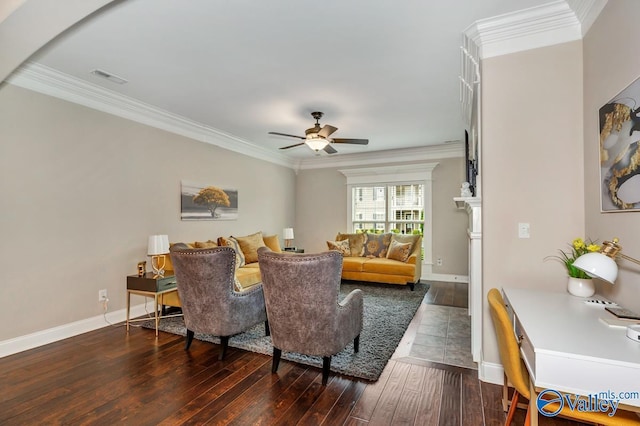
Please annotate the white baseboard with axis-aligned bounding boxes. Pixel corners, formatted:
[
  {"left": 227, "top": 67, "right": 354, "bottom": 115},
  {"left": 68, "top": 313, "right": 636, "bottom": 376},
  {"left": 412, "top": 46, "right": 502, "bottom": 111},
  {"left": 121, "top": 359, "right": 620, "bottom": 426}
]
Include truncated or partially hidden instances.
[
  {"left": 422, "top": 273, "right": 469, "bottom": 283},
  {"left": 479, "top": 360, "right": 504, "bottom": 385},
  {"left": 0, "top": 304, "right": 156, "bottom": 358}
]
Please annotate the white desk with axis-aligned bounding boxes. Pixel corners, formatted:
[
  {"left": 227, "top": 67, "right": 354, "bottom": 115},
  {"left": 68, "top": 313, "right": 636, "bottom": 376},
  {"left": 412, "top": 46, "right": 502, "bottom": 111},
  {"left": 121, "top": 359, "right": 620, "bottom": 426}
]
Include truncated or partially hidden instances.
[{"left": 502, "top": 287, "right": 640, "bottom": 424}]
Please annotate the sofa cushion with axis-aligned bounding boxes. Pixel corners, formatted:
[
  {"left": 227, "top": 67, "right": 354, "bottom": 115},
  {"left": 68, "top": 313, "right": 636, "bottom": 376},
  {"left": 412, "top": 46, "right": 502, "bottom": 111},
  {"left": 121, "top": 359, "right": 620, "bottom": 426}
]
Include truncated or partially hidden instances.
[
  {"left": 336, "top": 232, "right": 366, "bottom": 257},
  {"left": 362, "top": 258, "right": 416, "bottom": 276},
  {"left": 235, "top": 266, "right": 261, "bottom": 290},
  {"left": 363, "top": 233, "right": 392, "bottom": 258},
  {"left": 263, "top": 234, "right": 282, "bottom": 253},
  {"left": 342, "top": 256, "right": 366, "bottom": 272},
  {"left": 327, "top": 239, "right": 351, "bottom": 255},
  {"left": 194, "top": 240, "right": 218, "bottom": 249},
  {"left": 386, "top": 239, "right": 412, "bottom": 262},
  {"left": 219, "top": 236, "right": 246, "bottom": 268},
  {"left": 235, "top": 231, "right": 266, "bottom": 264}
]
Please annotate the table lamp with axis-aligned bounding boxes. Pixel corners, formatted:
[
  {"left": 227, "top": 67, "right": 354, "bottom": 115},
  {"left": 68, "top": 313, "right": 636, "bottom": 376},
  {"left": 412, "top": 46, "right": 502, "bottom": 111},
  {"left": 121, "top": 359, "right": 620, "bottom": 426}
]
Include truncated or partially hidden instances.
[
  {"left": 147, "top": 234, "right": 169, "bottom": 277},
  {"left": 283, "top": 228, "right": 294, "bottom": 248},
  {"left": 573, "top": 238, "right": 640, "bottom": 284}
]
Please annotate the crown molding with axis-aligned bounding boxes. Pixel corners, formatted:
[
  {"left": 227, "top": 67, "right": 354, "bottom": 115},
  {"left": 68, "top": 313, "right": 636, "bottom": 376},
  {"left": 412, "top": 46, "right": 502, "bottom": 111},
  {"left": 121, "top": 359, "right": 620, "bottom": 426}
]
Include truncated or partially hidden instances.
[
  {"left": 6, "top": 62, "right": 296, "bottom": 168},
  {"left": 7, "top": 63, "right": 461, "bottom": 171},
  {"left": 566, "top": 0, "right": 608, "bottom": 36},
  {"left": 464, "top": 0, "right": 606, "bottom": 59},
  {"left": 295, "top": 142, "right": 464, "bottom": 171}
]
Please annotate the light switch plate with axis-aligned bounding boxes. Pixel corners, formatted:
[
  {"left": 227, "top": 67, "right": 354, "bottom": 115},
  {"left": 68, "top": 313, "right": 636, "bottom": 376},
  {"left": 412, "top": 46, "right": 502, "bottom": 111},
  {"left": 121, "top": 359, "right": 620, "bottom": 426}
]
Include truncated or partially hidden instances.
[{"left": 518, "top": 223, "right": 530, "bottom": 238}]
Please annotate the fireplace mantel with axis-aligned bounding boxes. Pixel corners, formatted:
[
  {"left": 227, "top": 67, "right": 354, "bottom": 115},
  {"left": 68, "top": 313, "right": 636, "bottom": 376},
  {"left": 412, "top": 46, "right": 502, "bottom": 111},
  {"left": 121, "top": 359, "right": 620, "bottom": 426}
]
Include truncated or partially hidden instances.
[{"left": 454, "top": 196, "right": 482, "bottom": 363}]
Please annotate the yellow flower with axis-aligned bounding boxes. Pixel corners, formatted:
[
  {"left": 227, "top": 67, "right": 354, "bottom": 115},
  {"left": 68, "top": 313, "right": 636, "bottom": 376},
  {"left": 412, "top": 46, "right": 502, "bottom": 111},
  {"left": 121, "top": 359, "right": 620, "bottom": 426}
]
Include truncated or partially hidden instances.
[
  {"left": 587, "top": 244, "right": 600, "bottom": 252},
  {"left": 572, "top": 238, "right": 585, "bottom": 250}
]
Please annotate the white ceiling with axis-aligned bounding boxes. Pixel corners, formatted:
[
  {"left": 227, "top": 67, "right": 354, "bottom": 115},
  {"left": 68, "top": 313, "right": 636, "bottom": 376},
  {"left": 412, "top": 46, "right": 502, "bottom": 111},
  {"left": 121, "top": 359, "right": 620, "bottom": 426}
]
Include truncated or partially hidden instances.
[{"left": 21, "top": 0, "right": 592, "bottom": 163}]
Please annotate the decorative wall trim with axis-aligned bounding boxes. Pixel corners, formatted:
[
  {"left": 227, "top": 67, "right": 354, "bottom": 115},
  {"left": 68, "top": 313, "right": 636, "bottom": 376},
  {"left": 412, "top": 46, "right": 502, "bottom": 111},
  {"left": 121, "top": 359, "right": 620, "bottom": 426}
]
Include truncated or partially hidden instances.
[
  {"left": 464, "top": 0, "right": 604, "bottom": 59},
  {"left": 479, "top": 360, "right": 504, "bottom": 385},
  {"left": 422, "top": 272, "right": 469, "bottom": 284},
  {"left": 6, "top": 62, "right": 295, "bottom": 168},
  {"left": 339, "top": 162, "right": 439, "bottom": 185},
  {"left": 0, "top": 304, "right": 154, "bottom": 358},
  {"left": 297, "top": 144, "right": 464, "bottom": 171},
  {"left": 566, "top": 0, "right": 608, "bottom": 36},
  {"left": 7, "top": 62, "right": 464, "bottom": 171}
]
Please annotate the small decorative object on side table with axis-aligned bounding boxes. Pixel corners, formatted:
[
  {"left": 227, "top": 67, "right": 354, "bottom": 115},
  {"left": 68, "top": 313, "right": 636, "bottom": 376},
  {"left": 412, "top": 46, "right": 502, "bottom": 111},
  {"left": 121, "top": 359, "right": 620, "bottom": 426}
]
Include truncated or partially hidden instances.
[
  {"left": 137, "top": 261, "right": 146, "bottom": 277},
  {"left": 283, "top": 247, "right": 304, "bottom": 253},
  {"left": 126, "top": 272, "right": 181, "bottom": 336}
]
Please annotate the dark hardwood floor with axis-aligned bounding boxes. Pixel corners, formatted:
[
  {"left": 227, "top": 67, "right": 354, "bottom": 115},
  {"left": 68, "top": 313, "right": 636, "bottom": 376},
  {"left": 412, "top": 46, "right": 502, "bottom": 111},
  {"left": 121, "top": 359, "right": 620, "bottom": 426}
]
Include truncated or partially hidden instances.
[{"left": 0, "top": 282, "right": 586, "bottom": 425}]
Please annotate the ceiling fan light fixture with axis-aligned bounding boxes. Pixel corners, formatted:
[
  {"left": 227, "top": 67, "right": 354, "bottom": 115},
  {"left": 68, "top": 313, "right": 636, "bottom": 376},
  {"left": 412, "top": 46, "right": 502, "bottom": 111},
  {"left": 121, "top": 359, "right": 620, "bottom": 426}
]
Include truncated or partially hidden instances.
[
  {"left": 271, "top": 111, "right": 368, "bottom": 154},
  {"left": 305, "top": 136, "right": 329, "bottom": 151}
]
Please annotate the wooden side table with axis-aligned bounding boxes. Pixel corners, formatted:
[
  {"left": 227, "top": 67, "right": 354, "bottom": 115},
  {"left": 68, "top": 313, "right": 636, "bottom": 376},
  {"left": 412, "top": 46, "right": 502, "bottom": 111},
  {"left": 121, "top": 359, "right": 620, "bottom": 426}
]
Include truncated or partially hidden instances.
[{"left": 126, "top": 273, "right": 182, "bottom": 336}]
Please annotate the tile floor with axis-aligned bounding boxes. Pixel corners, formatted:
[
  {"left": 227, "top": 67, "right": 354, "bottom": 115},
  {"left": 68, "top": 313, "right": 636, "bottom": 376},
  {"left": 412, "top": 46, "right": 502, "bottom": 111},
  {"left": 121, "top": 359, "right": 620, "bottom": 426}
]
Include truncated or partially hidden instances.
[
  {"left": 408, "top": 304, "right": 476, "bottom": 369},
  {"left": 393, "top": 281, "right": 476, "bottom": 369}
]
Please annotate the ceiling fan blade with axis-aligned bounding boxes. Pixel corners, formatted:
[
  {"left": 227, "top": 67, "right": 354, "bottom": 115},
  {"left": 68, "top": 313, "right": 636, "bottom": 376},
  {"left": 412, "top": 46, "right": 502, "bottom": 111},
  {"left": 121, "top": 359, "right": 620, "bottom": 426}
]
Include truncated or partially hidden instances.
[
  {"left": 268, "top": 132, "right": 306, "bottom": 140},
  {"left": 323, "top": 144, "right": 338, "bottom": 154},
  {"left": 279, "top": 142, "right": 306, "bottom": 150},
  {"left": 332, "top": 138, "right": 369, "bottom": 145},
  {"left": 318, "top": 125, "right": 338, "bottom": 138}
]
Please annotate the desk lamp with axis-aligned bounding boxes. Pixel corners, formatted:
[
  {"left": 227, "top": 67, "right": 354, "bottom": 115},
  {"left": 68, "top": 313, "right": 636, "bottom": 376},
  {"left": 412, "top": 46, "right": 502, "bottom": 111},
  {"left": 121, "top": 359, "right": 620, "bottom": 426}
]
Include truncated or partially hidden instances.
[
  {"left": 573, "top": 238, "right": 640, "bottom": 284},
  {"left": 147, "top": 234, "right": 169, "bottom": 277}
]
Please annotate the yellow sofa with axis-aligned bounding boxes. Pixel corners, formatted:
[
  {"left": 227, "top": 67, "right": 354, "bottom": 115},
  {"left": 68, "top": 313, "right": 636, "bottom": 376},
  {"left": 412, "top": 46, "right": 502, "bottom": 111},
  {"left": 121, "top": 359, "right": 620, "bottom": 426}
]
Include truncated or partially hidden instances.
[
  {"left": 161, "top": 232, "right": 282, "bottom": 307},
  {"left": 329, "top": 232, "right": 422, "bottom": 290}
]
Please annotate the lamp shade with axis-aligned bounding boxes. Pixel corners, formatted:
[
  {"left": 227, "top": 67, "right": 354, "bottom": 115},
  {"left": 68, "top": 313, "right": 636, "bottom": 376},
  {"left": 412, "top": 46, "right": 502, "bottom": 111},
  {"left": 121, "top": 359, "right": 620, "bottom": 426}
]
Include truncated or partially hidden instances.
[
  {"left": 573, "top": 252, "right": 618, "bottom": 284},
  {"left": 283, "top": 228, "right": 294, "bottom": 240},
  {"left": 147, "top": 234, "right": 169, "bottom": 255}
]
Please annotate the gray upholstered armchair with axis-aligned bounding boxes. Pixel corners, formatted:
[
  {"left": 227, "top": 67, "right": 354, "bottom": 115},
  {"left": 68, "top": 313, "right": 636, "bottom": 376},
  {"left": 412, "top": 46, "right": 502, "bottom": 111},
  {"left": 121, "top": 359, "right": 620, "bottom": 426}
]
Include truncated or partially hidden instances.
[
  {"left": 257, "top": 247, "right": 363, "bottom": 385},
  {"left": 169, "top": 245, "right": 268, "bottom": 360}
]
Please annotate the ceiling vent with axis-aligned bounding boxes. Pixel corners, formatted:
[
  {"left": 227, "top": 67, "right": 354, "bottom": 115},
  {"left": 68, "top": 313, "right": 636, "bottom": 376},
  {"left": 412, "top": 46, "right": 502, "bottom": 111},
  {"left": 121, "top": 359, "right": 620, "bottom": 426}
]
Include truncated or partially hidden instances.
[{"left": 90, "top": 69, "right": 128, "bottom": 85}]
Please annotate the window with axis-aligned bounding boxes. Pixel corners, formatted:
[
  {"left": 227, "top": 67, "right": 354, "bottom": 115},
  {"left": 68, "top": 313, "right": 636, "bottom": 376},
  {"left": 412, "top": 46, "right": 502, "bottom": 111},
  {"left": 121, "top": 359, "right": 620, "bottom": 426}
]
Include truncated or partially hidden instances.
[
  {"left": 340, "top": 163, "right": 438, "bottom": 273},
  {"left": 351, "top": 184, "right": 424, "bottom": 234}
]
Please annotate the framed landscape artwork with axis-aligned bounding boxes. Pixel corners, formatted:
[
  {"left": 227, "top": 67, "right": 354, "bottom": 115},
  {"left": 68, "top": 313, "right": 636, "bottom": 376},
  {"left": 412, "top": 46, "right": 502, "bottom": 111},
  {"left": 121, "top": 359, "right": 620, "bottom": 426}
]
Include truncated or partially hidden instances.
[
  {"left": 599, "top": 76, "right": 640, "bottom": 212},
  {"left": 180, "top": 180, "right": 238, "bottom": 220}
]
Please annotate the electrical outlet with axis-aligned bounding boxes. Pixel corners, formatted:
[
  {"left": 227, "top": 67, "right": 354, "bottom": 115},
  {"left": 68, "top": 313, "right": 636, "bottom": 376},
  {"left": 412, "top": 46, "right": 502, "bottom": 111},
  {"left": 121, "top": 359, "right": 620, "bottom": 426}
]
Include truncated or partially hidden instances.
[
  {"left": 436, "top": 257, "right": 443, "bottom": 266},
  {"left": 99, "top": 289, "right": 108, "bottom": 302}
]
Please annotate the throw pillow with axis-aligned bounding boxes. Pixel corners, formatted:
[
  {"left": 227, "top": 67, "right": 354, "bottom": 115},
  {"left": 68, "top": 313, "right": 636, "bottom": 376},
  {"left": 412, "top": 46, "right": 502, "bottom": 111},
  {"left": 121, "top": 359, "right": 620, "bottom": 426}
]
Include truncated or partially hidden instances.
[
  {"left": 194, "top": 240, "right": 217, "bottom": 249},
  {"left": 336, "top": 232, "right": 367, "bottom": 257},
  {"left": 327, "top": 240, "right": 351, "bottom": 256},
  {"left": 390, "top": 233, "right": 420, "bottom": 253},
  {"left": 386, "top": 239, "right": 412, "bottom": 262},
  {"left": 262, "top": 234, "right": 282, "bottom": 253},
  {"left": 219, "top": 236, "right": 246, "bottom": 268},
  {"left": 363, "top": 233, "right": 392, "bottom": 258},
  {"left": 235, "top": 231, "right": 266, "bottom": 264}
]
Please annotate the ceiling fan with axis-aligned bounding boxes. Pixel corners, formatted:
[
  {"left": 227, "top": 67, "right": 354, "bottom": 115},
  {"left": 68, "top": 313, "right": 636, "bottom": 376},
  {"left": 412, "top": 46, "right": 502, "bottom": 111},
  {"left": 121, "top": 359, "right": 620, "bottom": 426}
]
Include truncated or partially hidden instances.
[{"left": 269, "top": 111, "right": 369, "bottom": 154}]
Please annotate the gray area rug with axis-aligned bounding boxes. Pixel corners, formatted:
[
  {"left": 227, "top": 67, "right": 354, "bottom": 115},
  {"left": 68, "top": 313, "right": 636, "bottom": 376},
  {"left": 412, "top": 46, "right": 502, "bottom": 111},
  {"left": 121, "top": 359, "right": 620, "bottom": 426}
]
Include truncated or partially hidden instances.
[{"left": 143, "top": 281, "right": 429, "bottom": 381}]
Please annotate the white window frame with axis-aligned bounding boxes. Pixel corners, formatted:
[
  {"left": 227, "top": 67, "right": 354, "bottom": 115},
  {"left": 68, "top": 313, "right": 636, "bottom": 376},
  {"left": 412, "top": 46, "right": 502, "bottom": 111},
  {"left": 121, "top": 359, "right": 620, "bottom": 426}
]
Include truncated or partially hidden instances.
[{"left": 339, "top": 163, "right": 438, "bottom": 278}]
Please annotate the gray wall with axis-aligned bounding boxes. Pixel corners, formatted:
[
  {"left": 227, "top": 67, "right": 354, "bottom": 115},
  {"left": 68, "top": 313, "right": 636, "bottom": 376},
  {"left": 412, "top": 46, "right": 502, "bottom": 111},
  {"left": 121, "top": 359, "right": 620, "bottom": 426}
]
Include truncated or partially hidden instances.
[
  {"left": 0, "top": 84, "right": 296, "bottom": 341},
  {"left": 481, "top": 40, "right": 584, "bottom": 365},
  {"left": 295, "top": 157, "right": 469, "bottom": 276}
]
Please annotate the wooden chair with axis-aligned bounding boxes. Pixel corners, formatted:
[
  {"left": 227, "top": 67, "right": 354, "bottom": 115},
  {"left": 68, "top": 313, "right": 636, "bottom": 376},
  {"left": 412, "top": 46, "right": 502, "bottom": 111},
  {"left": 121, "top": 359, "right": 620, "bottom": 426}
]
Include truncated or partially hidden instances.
[{"left": 487, "top": 288, "right": 640, "bottom": 425}]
